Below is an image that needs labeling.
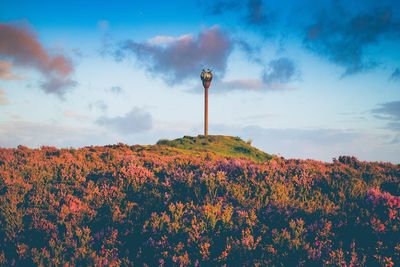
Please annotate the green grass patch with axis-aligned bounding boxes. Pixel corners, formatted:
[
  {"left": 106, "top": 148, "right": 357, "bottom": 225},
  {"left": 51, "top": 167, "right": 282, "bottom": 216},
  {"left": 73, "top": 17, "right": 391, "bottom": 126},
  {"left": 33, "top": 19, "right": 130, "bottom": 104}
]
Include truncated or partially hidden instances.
[{"left": 154, "top": 135, "right": 273, "bottom": 162}]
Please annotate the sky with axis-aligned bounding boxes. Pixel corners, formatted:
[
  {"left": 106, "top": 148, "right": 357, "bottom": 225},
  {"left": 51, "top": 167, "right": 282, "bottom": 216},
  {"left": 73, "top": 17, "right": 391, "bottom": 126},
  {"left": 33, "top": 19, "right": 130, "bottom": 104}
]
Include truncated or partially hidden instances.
[{"left": 0, "top": 0, "right": 399, "bottom": 163}]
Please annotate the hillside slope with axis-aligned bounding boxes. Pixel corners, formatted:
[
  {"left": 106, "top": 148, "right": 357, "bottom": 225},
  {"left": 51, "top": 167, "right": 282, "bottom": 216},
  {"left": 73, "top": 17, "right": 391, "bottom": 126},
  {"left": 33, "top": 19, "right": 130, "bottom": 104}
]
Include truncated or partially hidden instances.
[{"left": 0, "top": 137, "right": 399, "bottom": 266}]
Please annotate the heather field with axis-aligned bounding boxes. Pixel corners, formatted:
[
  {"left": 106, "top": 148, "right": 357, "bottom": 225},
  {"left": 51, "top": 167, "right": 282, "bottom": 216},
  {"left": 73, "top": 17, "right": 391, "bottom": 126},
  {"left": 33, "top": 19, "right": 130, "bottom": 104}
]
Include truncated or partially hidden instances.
[
  {"left": 0, "top": 136, "right": 398, "bottom": 266},
  {"left": 2, "top": 0, "right": 400, "bottom": 265}
]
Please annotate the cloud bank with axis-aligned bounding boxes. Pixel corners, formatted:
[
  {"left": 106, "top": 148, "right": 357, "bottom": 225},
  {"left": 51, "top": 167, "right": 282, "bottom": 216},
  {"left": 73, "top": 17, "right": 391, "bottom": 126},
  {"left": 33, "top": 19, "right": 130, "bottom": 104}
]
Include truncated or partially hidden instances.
[
  {"left": 0, "top": 22, "right": 76, "bottom": 97},
  {"left": 304, "top": 5, "right": 400, "bottom": 76},
  {"left": 115, "top": 26, "right": 233, "bottom": 85},
  {"left": 204, "top": 1, "right": 399, "bottom": 80}
]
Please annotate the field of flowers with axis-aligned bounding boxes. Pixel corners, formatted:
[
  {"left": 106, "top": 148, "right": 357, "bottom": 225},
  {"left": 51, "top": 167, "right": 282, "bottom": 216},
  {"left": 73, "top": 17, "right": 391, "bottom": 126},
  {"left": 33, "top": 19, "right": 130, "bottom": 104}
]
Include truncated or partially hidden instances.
[{"left": 0, "top": 140, "right": 399, "bottom": 266}]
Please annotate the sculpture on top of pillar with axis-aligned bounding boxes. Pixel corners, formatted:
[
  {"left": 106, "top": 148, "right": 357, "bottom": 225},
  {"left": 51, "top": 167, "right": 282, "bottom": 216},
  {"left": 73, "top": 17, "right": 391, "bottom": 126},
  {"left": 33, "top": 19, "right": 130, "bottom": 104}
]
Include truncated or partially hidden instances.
[{"left": 201, "top": 69, "right": 213, "bottom": 136}]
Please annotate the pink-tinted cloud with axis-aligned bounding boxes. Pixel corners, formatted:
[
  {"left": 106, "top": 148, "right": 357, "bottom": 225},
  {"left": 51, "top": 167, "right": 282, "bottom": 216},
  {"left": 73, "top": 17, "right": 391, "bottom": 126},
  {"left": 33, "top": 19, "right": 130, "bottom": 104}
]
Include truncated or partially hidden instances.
[
  {"left": 64, "top": 111, "right": 90, "bottom": 121},
  {"left": 0, "top": 22, "right": 76, "bottom": 96},
  {"left": 116, "top": 26, "right": 233, "bottom": 84},
  {"left": 0, "top": 88, "right": 9, "bottom": 105},
  {"left": 0, "top": 60, "right": 21, "bottom": 80}
]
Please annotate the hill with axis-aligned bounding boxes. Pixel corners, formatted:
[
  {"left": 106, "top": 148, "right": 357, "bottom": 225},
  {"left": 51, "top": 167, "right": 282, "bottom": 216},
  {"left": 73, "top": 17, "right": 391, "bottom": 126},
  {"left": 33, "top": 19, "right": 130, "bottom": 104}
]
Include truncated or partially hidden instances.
[
  {"left": 153, "top": 135, "right": 273, "bottom": 162},
  {"left": 0, "top": 136, "right": 399, "bottom": 266}
]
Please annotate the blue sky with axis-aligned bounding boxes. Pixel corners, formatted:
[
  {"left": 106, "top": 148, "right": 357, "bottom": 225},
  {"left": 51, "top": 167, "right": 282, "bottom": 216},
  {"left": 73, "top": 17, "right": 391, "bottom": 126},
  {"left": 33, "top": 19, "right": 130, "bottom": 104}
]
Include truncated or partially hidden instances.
[{"left": 0, "top": 0, "right": 399, "bottom": 163}]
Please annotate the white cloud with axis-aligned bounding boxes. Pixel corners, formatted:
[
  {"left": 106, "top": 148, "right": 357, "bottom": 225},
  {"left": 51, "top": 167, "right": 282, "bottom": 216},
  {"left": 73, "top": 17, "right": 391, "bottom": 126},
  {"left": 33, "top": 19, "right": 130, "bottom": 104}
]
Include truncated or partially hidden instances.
[{"left": 116, "top": 26, "right": 233, "bottom": 84}]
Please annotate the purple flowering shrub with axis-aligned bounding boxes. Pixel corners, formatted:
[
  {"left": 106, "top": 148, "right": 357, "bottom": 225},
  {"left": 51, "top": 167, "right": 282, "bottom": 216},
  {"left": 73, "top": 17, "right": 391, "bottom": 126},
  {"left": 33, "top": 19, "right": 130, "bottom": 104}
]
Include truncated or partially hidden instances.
[{"left": 0, "top": 145, "right": 398, "bottom": 266}]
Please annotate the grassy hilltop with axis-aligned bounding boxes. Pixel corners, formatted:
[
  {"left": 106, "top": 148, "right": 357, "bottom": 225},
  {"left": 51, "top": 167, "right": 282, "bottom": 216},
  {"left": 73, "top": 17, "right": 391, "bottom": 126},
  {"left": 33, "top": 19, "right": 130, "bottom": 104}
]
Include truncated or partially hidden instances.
[
  {"left": 152, "top": 135, "right": 273, "bottom": 162},
  {"left": 0, "top": 136, "right": 399, "bottom": 266}
]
